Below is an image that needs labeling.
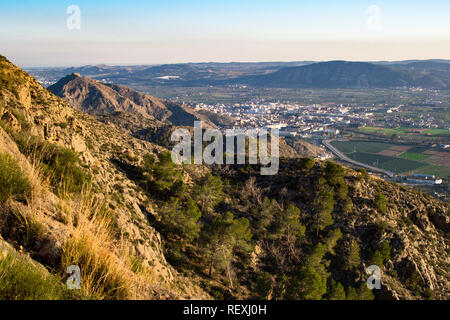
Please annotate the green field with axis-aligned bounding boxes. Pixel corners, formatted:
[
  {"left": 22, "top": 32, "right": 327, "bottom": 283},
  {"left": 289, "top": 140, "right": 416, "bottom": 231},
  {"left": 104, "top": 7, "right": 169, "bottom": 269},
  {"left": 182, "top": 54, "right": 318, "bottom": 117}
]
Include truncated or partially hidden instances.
[
  {"left": 359, "top": 127, "right": 408, "bottom": 135},
  {"left": 330, "top": 140, "right": 392, "bottom": 154},
  {"left": 359, "top": 126, "right": 450, "bottom": 137},
  {"left": 407, "top": 146, "right": 430, "bottom": 153},
  {"left": 423, "top": 128, "right": 450, "bottom": 135},
  {"left": 409, "top": 165, "right": 450, "bottom": 178},
  {"left": 329, "top": 140, "right": 449, "bottom": 175},
  {"left": 399, "top": 152, "right": 431, "bottom": 161},
  {"left": 347, "top": 152, "right": 425, "bottom": 173}
]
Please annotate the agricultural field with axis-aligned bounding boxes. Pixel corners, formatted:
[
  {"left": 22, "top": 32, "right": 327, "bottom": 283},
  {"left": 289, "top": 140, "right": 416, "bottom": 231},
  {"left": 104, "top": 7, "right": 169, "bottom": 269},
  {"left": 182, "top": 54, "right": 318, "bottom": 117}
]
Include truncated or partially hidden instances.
[
  {"left": 357, "top": 126, "right": 450, "bottom": 141},
  {"left": 347, "top": 152, "right": 425, "bottom": 173},
  {"left": 359, "top": 127, "right": 409, "bottom": 135},
  {"left": 329, "top": 141, "right": 393, "bottom": 154},
  {"left": 399, "top": 152, "right": 431, "bottom": 161},
  {"left": 423, "top": 128, "right": 450, "bottom": 135},
  {"left": 330, "top": 140, "right": 450, "bottom": 177}
]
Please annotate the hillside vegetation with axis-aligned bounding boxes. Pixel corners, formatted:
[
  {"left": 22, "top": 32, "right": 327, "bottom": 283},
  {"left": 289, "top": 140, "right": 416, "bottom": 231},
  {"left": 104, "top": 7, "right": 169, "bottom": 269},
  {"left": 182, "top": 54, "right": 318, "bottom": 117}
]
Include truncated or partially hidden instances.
[{"left": 0, "top": 54, "right": 449, "bottom": 300}]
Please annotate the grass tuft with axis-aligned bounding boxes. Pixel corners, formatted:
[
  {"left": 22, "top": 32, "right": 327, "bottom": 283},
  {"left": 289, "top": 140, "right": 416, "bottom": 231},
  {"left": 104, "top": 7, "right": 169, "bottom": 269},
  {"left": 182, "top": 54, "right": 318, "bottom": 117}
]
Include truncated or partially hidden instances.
[
  {"left": 0, "top": 249, "right": 79, "bottom": 300},
  {"left": 60, "top": 187, "right": 133, "bottom": 299},
  {"left": 0, "top": 152, "right": 31, "bottom": 203}
]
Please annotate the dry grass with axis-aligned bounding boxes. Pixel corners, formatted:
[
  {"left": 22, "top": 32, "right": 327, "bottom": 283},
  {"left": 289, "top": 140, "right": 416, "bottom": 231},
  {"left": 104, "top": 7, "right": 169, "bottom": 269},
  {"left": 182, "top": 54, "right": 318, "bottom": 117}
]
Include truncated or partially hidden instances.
[
  {"left": 27, "top": 158, "right": 51, "bottom": 203},
  {"left": 58, "top": 186, "right": 165, "bottom": 299},
  {"left": 2, "top": 135, "right": 172, "bottom": 300},
  {"left": 60, "top": 187, "right": 133, "bottom": 299}
]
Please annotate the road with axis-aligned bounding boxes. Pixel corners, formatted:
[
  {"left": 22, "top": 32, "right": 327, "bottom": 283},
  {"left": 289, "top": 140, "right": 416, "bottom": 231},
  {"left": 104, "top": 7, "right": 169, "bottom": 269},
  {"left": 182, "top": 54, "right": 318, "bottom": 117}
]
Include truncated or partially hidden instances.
[{"left": 322, "top": 139, "right": 395, "bottom": 178}]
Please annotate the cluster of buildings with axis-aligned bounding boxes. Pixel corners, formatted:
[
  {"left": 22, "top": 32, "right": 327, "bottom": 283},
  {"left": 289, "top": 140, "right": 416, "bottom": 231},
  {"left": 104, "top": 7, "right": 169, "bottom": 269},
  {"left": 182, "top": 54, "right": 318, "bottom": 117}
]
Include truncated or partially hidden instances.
[
  {"left": 403, "top": 174, "right": 443, "bottom": 185},
  {"left": 194, "top": 102, "right": 377, "bottom": 138},
  {"left": 193, "top": 101, "right": 448, "bottom": 138}
]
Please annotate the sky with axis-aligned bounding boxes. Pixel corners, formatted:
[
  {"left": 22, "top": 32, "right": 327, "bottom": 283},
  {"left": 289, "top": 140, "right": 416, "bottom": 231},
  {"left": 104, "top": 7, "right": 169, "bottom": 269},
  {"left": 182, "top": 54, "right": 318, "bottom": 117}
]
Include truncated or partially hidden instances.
[{"left": 1, "top": 0, "right": 450, "bottom": 67}]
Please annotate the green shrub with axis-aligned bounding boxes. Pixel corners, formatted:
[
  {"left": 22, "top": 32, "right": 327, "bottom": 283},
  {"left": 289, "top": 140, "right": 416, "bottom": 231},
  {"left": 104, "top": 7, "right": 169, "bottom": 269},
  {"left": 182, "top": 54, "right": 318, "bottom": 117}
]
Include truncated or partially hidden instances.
[
  {"left": 357, "top": 168, "right": 369, "bottom": 180},
  {"left": 374, "top": 193, "right": 388, "bottom": 214},
  {"left": 255, "top": 272, "right": 272, "bottom": 299},
  {"left": 12, "top": 135, "right": 90, "bottom": 194},
  {"left": 160, "top": 197, "right": 201, "bottom": 242},
  {"left": 192, "top": 172, "right": 223, "bottom": 215},
  {"left": 324, "top": 161, "right": 345, "bottom": 186},
  {"left": 47, "top": 147, "right": 89, "bottom": 194},
  {"left": 0, "top": 250, "right": 79, "bottom": 300},
  {"left": 300, "top": 157, "right": 315, "bottom": 171},
  {"left": 142, "top": 151, "right": 185, "bottom": 198},
  {"left": 0, "top": 152, "right": 31, "bottom": 203}
]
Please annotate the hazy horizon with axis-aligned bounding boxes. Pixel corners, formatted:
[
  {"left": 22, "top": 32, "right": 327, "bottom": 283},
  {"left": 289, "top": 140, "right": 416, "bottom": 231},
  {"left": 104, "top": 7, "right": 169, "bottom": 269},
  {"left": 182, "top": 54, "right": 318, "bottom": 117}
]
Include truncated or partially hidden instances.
[
  {"left": 19, "top": 57, "right": 450, "bottom": 69},
  {"left": 2, "top": 0, "right": 450, "bottom": 67}
]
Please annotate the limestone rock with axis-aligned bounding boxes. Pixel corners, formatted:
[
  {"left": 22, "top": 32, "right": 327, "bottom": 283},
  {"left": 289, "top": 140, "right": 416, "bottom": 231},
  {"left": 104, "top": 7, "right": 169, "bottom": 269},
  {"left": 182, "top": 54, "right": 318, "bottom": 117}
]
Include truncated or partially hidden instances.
[{"left": 1, "top": 111, "right": 21, "bottom": 131}]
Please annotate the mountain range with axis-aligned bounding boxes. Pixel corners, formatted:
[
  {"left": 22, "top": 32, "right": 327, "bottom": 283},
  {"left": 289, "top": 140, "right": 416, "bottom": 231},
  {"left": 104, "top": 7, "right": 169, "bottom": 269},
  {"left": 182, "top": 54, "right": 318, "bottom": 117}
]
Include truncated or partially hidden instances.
[
  {"left": 223, "top": 61, "right": 450, "bottom": 89},
  {"left": 29, "top": 60, "right": 450, "bottom": 89}
]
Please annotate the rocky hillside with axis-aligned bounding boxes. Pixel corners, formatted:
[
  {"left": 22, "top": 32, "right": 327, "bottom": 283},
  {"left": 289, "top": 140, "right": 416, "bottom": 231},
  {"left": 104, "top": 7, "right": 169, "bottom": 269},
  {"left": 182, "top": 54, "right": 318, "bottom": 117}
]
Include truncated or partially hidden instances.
[
  {"left": 48, "top": 73, "right": 229, "bottom": 128},
  {"left": 0, "top": 54, "right": 208, "bottom": 299},
  {"left": 215, "top": 159, "right": 449, "bottom": 300},
  {"left": 0, "top": 54, "right": 448, "bottom": 300},
  {"left": 48, "top": 73, "right": 169, "bottom": 120},
  {"left": 285, "top": 137, "right": 330, "bottom": 159}
]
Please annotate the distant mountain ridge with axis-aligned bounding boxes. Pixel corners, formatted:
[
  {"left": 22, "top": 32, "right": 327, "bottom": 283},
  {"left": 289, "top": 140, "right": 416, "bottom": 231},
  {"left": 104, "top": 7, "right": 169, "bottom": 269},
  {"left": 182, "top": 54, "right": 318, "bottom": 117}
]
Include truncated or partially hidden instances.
[
  {"left": 48, "top": 73, "right": 229, "bottom": 128},
  {"left": 225, "top": 61, "right": 450, "bottom": 89},
  {"left": 28, "top": 59, "right": 450, "bottom": 89},
  {"left": 48, "top": 73, "right": 169, "bottom": 120}
]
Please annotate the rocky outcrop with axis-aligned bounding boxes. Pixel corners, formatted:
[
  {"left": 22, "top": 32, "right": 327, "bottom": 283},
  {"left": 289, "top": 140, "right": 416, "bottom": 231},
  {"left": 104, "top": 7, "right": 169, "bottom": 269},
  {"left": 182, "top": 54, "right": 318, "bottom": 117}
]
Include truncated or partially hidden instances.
[{"left": 1, "top": 111, "right": 21, "bottom": 131}]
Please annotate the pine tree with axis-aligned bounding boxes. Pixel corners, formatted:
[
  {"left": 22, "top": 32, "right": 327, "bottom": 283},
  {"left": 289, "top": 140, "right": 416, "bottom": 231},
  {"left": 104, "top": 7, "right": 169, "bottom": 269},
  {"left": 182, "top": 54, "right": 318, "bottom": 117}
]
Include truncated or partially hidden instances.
[
  {"left": 255, "top": 272, "right": 272, "bottom": 299},
  {"left": 356, "top": 283, "right": 375, "bottom": 300},
  {"left": 192, "top": 172, "right": 223, "bottom": 214},
  {"left": 324, "top": 228, "right": 343, "bottom": 255},
  {"left": 202, "top": 212, "right": 253, "bottom": 279},
  {"left": 343, "top": 238, "right": 361, "bottom": 270},
  {"left": 312, "top": 187, "right": 335, "bottom": 233},
  {"left": 287, "top": 266, "right": 327, "bottom": 300},
  {"left": 277, "top": 203, "right": 305, "bottom": 242},
  {"left": 324, "top": 161, "right": 345, "bottom": 186},
  {"left": 327, "top": 279, "right": 346, "bottom": 300},
  {"left": 252, "top": 197, "right": 278, "bottom": 238},
  {"left": 160, "top": 197, "right": 201, "bottom": 242},
  {"left": 346, "top": 284, "right": 374, "bottom": 300},
  {"left": 143, "top": 151, "right": 185, "bottom": 197}
]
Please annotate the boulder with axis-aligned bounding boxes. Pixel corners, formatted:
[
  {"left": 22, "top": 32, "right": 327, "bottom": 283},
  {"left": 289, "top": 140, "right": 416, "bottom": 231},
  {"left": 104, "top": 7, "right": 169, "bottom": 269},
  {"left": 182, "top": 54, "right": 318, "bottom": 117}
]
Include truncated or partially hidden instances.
[{"left": 1, "top": 111, "right": 21, "bottom": 131}]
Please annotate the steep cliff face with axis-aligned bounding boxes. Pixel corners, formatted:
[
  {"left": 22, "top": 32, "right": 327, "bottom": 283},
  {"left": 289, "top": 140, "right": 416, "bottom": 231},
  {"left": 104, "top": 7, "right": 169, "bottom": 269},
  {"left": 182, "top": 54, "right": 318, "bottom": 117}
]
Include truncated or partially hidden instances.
[{"left": 0, "top": 54, "right": 207, "bottom": 299}]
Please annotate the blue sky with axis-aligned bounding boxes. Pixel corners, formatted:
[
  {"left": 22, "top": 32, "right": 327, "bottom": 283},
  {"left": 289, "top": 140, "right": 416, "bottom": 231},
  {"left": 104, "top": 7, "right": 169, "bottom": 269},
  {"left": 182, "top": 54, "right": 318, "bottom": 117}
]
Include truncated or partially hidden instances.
[{"left": 1, "top": 0, "right": 450, "bottom": 66}]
